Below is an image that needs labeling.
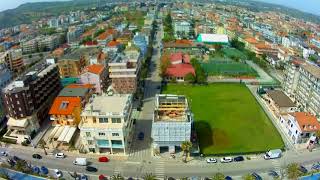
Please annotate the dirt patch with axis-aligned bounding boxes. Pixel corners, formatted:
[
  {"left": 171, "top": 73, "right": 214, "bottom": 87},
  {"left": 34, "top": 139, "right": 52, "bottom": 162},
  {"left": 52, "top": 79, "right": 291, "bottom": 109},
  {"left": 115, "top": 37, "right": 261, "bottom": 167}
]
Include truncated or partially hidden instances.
[{"left": 212, "top": 128, "right": 231, "bottom": 149}]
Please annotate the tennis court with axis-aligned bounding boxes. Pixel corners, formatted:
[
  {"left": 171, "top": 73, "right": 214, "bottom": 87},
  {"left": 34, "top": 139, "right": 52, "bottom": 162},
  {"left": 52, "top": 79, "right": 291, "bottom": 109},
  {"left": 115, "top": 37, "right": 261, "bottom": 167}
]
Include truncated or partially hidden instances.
[{"left": 201, "top": 60, "right": 258, "bottom": 77}]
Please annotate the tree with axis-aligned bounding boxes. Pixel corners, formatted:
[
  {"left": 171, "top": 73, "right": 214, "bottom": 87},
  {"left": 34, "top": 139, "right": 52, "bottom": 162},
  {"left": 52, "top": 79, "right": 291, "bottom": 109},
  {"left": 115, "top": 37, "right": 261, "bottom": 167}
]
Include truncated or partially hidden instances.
[
  {"left": 315, "top": 130, "right": 320, "bottom": 140},
  {"left": 212, "top": 173, "right": 225, "bottom": 180},
  {"left": 143, "top": 173, "right": 157, "bottom": 180},
  {"left": 184, "top": 73, "right": 196, "bottom": 83},
  {"left": 38, "top": 139, "right": 47, "bottom": 155},
  {"left": 214, "top": 44, "right": 223, "bottom": 52},
  {"left": 287, "top": 163, "right": 303, "bottom": 179},
  {"left": 230, "top": 38, "right": 245, "bottom": 50},
  {"left": 160, "top": 53, "right": 171, "bottom": 78},
  {"left": 181, "top": 141, "right": 192, "bottom": 163},
  {"left": 242, "top": 174, "right": 255, "bottom": 180},
  {"left": 111, "top": 174, "right": 125, "bottom": 180}
]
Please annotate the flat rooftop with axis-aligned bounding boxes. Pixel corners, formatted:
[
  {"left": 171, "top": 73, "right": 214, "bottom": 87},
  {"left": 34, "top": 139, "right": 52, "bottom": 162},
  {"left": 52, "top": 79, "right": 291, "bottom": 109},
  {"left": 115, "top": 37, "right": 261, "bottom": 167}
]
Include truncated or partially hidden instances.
[{"left": 82, "top": 94, "right": 131, "bottom": 116}]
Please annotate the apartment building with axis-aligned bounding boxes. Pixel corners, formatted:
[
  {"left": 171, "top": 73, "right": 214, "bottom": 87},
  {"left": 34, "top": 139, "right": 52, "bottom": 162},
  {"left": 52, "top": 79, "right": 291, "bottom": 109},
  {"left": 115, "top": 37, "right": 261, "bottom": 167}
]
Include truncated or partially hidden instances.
[
  {"left": 67, "top": 26, "right": 84, "bottom": 44},
  {"left": 21, "top": 35, "right": 60, "bottom": 54},
  {"left": 108, "top": 44, "right": 141, "bottom": 94},
  {"left": 2, "top": 62, "right": 62, "bottom": 143},
  {"left": 282, "top": 59, "right": 303, "bottom": 99},
  {"left": 80, "top": 64, "right": 108, "bottom": 94},
  {"left": 295, "top": 63, "right": 320, "bottom": 117},
  {"left": 152, "top": 94, "right": 193, "bottom": 153},
  {"left": 79, "top": 94, "right": 133, "bottom": 154},
  {"left": 1, "top": 49, "right": 24, "bottom": 73},
  {"left": 58, "top": 47, "right": 100, "bottom": 78},
  {"left": 174, "top": 21, "right": 191, "bottom": 38},
  {"left": 283, "top": 60, "right": 320, "bottom": 118}
]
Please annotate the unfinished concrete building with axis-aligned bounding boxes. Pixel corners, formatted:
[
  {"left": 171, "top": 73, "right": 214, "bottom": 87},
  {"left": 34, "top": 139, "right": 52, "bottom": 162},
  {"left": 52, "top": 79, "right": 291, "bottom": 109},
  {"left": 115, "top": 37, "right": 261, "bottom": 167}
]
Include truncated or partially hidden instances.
[{"left": 152, "top": 94, "right": 193, "bottom": 153}]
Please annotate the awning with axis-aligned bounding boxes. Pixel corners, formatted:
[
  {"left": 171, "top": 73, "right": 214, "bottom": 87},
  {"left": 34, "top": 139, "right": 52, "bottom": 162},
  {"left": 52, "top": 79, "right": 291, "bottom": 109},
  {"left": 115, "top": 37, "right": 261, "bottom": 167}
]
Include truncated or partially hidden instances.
[
  {"left": 48, "top": 126, "right": 60, "bottom": 139},
  {"left": 54, "top": 126, "right": 64, "bottom": 139},
  {"left": 57, "top": 126, "right": 77, "bottom": 143},
  {"left": 7, "top": 117, "right": 29, "bottom": 128}
]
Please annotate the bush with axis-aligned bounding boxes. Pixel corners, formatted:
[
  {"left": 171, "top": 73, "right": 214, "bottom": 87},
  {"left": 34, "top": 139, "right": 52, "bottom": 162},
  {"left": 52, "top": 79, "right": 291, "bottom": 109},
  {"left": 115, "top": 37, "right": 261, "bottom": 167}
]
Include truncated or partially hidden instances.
[
  {"left": 0, "top": 138, "right": 17, "bottom": 144},
  {"left": 0, "top": 127, "right": 7, "bottom": 137}
]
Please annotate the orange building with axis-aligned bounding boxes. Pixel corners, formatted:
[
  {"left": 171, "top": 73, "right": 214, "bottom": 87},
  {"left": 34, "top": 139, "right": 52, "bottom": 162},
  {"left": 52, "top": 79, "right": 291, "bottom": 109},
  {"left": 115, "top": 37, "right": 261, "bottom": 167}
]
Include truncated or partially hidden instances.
[{"left": 49, "top": 97, "right": 82, "bottom": 126}]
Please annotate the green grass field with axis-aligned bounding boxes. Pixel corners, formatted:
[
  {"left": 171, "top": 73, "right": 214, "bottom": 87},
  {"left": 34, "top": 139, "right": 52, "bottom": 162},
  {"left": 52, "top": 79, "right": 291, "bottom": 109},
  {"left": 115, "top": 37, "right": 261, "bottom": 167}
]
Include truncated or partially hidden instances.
[
  {"left": 162, "top": 83, "right": 284, "bottom": 155},
  {"left": 223, "top": 48, "right": 247, "bottom": 59}
]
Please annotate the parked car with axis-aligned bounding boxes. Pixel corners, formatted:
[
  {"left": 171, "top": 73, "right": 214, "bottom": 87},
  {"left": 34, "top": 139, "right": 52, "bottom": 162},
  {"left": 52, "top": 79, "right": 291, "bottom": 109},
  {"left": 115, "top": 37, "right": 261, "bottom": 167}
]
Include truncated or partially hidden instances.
[
  {"left": 0, "top": 151, "right": 8, "bottom": 156},
  {"left": 268, "top": 170, "right": 279, "bottom": 178},
  {"left": 206, "top": 158, "right": 217, "bottom": 163},
  {"left": 220, "top": 157, "right": 233, "bottom": 163},
  {"left": 312, "top": 162, "right": 320, "bottom": 170},
  {"left": 12, "top": 156, "right": 20, "bottom": 162},
  {"left": 40, "top": 166, "right": 49, "bottom": 175},
  {"left": 264, "top": 149, "right": 282, "bottom": 160},
  {"left": 99, "top": 174, "right": 107, "bottom": 180},
  {"left": 225, "top": 176, "right": 232, "bottom": 180},
  {"left": 86, "top": 166, "right": 98, "bottom": 172},
  {"left": 138, "top": 132, "right": 144, "bottom": 140},
  {"left": 54, "top": 169, "right": 62, "bottom": 178},
  {"left": 233, "top": 156, "right": 244, "bottom": 162},
  {"left": 299, "top": 165, "right": 308, "bottom": 174},
  {"left": 98, "top": 156, "right": 109, "bottom": 162},
  {"left": 32, "top": 154, "right": 42, "bottom": 159},
  {"left": 80, "top": 174, "right": 88, "bottom": 180},
  {"left": 251, "top": 172, "right": 262, "bottom": 180},
  {"left": 55, "top": 152, "right": 65, "bottom": 158}
]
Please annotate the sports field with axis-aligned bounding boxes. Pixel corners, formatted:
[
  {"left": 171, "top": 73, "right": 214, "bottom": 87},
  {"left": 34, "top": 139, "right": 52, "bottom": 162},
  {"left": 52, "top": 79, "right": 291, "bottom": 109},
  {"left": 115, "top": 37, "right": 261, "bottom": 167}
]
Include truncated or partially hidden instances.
[
  {"left": 201, "top": 61, "right": 258, "bottom": 77},
  {"left": 162, "top": 83, "right": 284, "bottom": 155}
]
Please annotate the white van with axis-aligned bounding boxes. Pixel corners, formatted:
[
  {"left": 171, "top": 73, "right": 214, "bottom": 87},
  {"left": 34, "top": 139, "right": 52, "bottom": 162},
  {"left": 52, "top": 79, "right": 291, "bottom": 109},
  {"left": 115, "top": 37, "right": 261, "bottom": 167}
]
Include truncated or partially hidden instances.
[{"left": 73, "top": 158, "right": 87, "bottom": 166}]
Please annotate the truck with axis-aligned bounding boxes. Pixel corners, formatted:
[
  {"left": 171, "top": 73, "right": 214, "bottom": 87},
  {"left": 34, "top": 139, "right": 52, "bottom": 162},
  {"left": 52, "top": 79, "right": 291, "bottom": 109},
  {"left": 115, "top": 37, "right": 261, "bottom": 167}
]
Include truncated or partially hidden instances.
[
  {"left": 264, "top": 149, "right": 282, "bottom": 160},
  {"left": 73, "top": 158, "right": 87, "bottom": 166}
]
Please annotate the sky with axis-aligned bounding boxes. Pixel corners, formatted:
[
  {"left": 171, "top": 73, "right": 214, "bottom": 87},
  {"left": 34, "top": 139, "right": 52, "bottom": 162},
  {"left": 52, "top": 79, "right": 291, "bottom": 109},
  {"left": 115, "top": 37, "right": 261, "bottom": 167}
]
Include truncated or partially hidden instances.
[{"left": 0, "top": 0, "right": 319, "bottom": 16}]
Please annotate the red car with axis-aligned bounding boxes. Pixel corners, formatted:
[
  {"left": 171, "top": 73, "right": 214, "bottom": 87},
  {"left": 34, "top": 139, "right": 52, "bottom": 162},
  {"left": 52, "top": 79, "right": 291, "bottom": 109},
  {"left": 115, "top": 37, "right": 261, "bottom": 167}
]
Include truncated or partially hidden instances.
[
  {"left": 98, "top": 156, "right": 109, "bottom": 162},
  {"left": 99, "top": 174, "right": 107, "bottom": 180}
]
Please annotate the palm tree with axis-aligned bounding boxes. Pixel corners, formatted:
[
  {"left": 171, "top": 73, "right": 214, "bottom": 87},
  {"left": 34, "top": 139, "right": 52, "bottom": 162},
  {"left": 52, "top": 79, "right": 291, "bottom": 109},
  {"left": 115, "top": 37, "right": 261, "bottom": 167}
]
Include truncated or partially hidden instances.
[
  {"left": 287, "top": 163, "right": 302, "bottom": 180},
  {"left": 212, "top": 172, "right": 225, "bottom": 180},
  {"left": 143, "top": 173, "right": 157, "bottom": 180},
  {"left": 181, "top": 141, "right": 192, "bottom": 163},
  {"left": 111, "top": 174, "right": 124, "bottom": 180},
  {"left": 38, "top": 139, "right": 47, "bottom": 155},
  {"left": 242, "top": 174, "right": 255, "bottom": 180}
]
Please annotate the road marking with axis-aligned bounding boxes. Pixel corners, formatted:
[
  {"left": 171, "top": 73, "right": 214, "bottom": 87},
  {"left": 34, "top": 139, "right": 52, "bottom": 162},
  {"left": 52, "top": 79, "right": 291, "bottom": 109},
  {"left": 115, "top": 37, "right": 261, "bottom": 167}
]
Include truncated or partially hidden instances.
[
  {"left": 154, "top": 160, "right": 165, "bottom": 179},
  {"left": 113, "top": 165, "right": 123, "bottom": 176}
]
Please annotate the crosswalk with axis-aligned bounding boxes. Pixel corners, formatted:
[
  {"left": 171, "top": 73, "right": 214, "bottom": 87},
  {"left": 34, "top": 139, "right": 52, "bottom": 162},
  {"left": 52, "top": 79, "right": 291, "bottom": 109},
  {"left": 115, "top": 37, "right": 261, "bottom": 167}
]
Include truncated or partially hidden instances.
[
  {"left": 154, "top": 160, "right": 165, "bottom": 179},
  {"left": 271, "top": 159, "right": 282, "bottom": 174},
  {"left": 128, "top": 148, "right": 151, "bottom": 161}
]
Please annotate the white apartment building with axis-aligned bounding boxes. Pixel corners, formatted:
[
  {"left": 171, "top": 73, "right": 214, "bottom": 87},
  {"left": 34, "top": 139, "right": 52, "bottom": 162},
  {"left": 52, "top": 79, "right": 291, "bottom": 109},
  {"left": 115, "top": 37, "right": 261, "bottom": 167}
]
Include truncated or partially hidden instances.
[
  {"left": 174, "top": 21, "right": 191, "bottom": 38},
  {"left": 79, "top": 94, "right": 133, "bottom": 155},
  {"left": 152, "top": 94, "right": 193, "bottom": 153},
  {"left": 283, "top": 60, "right": 320, "bottom": 118}
]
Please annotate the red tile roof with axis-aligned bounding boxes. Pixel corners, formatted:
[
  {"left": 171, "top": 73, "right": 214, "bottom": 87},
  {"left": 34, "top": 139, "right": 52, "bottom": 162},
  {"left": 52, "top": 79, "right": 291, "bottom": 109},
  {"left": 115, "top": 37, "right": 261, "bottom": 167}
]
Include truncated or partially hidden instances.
[
  {"left": 107, "top": 40, "right": 120, "bottom": 47},
  {"left": 84, "top": 64, "right": 105, "bottom": 75},
  {"left": 66, "top": 84, "right": 94, "bottom": 89},
  {"left": 170, "top": 52, "right": 183, "bottom": 62},
  {"left": 166, "top": 64, "right": 195, "bottom": 77},
  {"left": 49, "top": 97, "right": 81, "bottom": 115},
  {"left": 293, "top": 112, "right": 320, "bottom": 132}
]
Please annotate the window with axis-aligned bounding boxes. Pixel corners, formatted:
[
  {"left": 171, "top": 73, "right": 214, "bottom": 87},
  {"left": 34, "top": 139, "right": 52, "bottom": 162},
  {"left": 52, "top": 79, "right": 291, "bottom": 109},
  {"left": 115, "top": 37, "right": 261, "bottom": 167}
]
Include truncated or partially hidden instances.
[
  {"left": 98, "top": 132, "right": 105, "bottom": 136},
  {"left": 17, "top": 101, "right": 20, "bottom": 105},
  {"left": 295, "top": 130, "right": 298, "bottom": 134},
  {"left": 85, "top": 132, "right": 91, "bottom": 137},
  {"left": 19, "top": 108, "right": 22, "bottom": 111},
  {"left": 99, "top": 118, "right": 108, "bottom": 123},
  {"left": 93, "top": 117, "right": 96, "bottom": 123},
  {"left": 111, "top": 118, "right": 121, "bottom": 123},
  {"left": 112, "top": 133, "right": 119, "bottom": 137},
  {"left": 87, "top": 140, "right": 93, "bottom": 145}
]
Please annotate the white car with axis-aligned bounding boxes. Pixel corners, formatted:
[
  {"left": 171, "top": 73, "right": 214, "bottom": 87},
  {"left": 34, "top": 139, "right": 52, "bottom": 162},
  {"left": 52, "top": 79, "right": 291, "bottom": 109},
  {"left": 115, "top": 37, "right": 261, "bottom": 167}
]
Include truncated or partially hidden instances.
[
  {"left": 54, "top": 169, "right": 62, "bottom": 178},
  {"left": 220, "top": 157, "right": 233, "bottom": 163},
  {"left": 206, "top": 158, "right": 217, "bottom": 163},
  {"left": 55, "top": 153, "right": 65, "bottom": 158}
]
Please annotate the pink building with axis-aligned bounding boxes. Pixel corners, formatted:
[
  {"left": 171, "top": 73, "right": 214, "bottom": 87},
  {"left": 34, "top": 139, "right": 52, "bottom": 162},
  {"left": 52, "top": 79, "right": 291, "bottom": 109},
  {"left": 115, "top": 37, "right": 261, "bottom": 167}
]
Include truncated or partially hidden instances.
[{"left": 80, "top": 64, "right": 108, "bottom": 94}]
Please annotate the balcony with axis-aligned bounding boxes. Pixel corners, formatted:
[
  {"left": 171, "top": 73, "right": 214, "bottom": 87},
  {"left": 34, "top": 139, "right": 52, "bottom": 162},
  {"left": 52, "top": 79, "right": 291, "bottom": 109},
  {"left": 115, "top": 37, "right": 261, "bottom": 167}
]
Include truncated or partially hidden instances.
[{"left": 97, "top": 140, "right": 110, "bottom": 148}]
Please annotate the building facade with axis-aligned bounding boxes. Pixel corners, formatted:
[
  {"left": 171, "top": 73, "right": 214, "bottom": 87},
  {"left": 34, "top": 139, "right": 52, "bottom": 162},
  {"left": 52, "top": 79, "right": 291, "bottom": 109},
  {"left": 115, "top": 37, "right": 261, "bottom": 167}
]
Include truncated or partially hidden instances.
[
  {"left": 152, "top": 94, "right": 193, "bottom": 153},
  {"left": 2, "top": 63, "right": 62, "bottom": 143},
  {"left": 80, "top": 64, "right": 108, "bottom": 94},
  {"left": 1, "top": 49, "right": 24, "bottom": 73},
  {"left": 79, "top": 94, "right": 133, "bottom": 155}
]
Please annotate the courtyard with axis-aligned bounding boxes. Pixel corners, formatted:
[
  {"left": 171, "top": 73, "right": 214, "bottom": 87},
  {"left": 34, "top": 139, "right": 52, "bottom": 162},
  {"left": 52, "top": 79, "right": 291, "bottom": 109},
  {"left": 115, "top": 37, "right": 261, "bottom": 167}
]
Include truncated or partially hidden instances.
[{"left": 162, "top": 83, "right": 284, "bottom": 155}]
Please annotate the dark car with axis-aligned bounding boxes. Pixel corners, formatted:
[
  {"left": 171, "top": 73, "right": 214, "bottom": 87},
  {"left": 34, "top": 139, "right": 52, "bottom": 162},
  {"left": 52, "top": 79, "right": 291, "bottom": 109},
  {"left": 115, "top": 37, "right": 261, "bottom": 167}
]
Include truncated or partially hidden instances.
[
  {"left": 251, "top": 172, "right": 262, "bottom": 180},
  {"left": 13, "top": 156, "right": 20, "bottom": 161},
  {"left": 32, "top": 154, "right": 42, "bottom": 159},
  {"left": 233, "top": 156, "right": 244, "bottom": 162},
  {"left": 225, "top": 176, "right": 233, "bottom": 180},
  {"left": 138, "top": 132, "right": 144, "bottom": 140},
  {"left": 299, "top": 165, "right": 308, "bottom": 174},
  {"left": 86, "top": 166, "right": 98, "bottom": 172},
  {"left": 268, "top": 170, "right": 279, "bottom": 178}
]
